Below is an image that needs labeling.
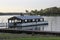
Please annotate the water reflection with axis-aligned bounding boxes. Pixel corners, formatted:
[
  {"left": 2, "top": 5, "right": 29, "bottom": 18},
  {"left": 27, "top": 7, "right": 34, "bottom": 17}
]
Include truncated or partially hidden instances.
[{"left": 44, "top": 16, "right": 60, "bottom": 32}]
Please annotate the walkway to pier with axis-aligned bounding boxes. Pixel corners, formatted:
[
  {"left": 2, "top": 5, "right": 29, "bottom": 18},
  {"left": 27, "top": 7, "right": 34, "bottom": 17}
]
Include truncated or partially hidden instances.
[{"left": 0, "top": 28, "right": 60, "bottom": 36}]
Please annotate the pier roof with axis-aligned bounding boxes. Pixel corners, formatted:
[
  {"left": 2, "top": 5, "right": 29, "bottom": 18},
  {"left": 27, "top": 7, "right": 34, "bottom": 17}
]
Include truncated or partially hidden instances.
[{"left": 8, "top": 15, "right": 43, "bottom": 20}]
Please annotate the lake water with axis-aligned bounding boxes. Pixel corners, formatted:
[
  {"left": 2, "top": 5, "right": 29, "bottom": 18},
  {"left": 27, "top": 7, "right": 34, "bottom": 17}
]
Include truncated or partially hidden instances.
[
  {"left": 44, "top": 16, "right": 60, "bottom": 32},
  {"left": 0, "top": 15, "right": 60, "bottom": 32}
]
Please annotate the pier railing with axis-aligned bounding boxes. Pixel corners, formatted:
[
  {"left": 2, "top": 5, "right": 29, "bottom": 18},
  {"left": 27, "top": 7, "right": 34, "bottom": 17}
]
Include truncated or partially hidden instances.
[{"left": 0, "top": 23, "right": 8, "bottom": 28}]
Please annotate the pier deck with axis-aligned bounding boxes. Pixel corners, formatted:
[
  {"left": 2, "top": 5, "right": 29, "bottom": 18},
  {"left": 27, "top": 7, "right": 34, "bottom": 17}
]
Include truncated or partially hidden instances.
[{"left": 0, "top": 28, "right": 60, "bottom": 36}]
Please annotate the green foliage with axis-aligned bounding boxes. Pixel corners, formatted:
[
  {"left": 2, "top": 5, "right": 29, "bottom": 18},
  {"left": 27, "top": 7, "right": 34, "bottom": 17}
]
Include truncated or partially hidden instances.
[
  {"left": 25, "top": 7, "right": 60, "bottom": 16},
  {"left": 0, "top": 33, "right": 60, "bottom": 40}
]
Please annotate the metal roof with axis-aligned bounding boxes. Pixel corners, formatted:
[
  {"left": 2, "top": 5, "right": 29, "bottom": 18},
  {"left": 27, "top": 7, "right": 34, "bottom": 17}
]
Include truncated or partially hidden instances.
[{"left": 8, "top": 15, "right": 43, "bottom": 20}]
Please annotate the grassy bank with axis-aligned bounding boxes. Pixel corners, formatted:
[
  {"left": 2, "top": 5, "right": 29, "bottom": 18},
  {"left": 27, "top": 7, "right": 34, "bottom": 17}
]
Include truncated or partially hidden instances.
[{"left": 0, "top": 33, "right": 60, "bottom": 40}]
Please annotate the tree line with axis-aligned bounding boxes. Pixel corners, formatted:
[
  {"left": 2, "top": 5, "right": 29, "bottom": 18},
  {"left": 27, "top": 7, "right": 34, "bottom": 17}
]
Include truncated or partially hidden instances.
[{"left": 25, "top": 7, "right": 60, "bottom": 16}]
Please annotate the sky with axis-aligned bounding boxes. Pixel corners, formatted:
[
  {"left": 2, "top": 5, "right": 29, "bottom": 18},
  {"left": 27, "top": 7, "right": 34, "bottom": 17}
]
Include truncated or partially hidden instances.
[{"left": 0, "top": 0, "right": 60, "bottom": 12}]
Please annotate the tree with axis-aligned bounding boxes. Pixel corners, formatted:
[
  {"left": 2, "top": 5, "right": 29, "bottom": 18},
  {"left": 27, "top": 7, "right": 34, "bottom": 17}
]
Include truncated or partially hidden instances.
[
  {"left": 25, "top": 7, "right": 60, "bottom": 16},
  {"left": 30, "top": 9, "right": 39, "bottom": 15},
  {"left": 25, "top": 10, "right": 29, "bottom": 13}
]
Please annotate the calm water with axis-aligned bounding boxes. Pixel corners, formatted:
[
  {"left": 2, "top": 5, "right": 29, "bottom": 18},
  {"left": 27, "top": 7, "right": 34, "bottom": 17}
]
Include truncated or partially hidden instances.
[
  {"left": 44, "top": 16, "right": 60, "bottom": 32},
  {"left": 0, "top": 15, "right": 60, "bottom": 32}
]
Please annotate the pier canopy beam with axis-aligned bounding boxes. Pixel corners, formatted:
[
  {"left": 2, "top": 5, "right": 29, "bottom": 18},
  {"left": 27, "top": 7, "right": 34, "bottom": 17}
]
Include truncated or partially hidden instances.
[{"left": 8, "top": 17, "right": 22, "bottom": 23}]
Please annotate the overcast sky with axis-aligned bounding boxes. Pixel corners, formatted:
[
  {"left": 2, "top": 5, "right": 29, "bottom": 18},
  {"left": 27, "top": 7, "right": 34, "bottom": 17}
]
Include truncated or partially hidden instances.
[{"left": 0, "top": 0, "right": 60, "bottom": 12}]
